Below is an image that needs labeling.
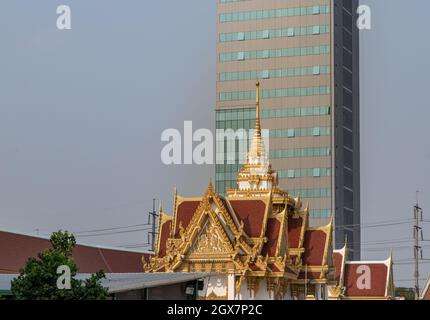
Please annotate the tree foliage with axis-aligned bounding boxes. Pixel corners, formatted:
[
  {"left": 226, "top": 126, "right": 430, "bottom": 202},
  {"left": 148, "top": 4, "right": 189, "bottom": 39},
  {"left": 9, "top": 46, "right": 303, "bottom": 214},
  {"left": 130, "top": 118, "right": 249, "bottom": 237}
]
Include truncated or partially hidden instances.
[
  {"left": 11, "top": 231, "right": 109, "bottom": 300},
  {"left": 395, "top": 287, "right": 416, "bottom": 300}
]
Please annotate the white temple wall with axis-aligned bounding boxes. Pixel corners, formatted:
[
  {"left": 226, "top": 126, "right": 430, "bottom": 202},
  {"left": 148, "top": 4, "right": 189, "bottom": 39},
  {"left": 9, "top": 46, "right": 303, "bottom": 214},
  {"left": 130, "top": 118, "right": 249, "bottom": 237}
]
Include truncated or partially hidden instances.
[
  {"left": 235, "top": 278, "right": 272, "bottom": 300},
  {"left": 200, "top": 275, "right": 228, "bottom": 299}
]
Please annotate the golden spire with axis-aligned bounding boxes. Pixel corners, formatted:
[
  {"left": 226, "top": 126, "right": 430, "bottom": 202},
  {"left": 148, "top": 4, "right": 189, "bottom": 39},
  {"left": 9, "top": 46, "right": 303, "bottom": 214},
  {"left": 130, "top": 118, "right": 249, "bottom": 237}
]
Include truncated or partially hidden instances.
[
  {"left": 246, "top": 81, "right": 266, "bottom": 160},
  {"left": 255, "top": 81, "right": 261, "bottom": 139},
  {"left": 207, "top": 178, "right": 214, "bottom": 192},
  {"left": 229, "top": 81, "right": 283, "bottom": 195}
]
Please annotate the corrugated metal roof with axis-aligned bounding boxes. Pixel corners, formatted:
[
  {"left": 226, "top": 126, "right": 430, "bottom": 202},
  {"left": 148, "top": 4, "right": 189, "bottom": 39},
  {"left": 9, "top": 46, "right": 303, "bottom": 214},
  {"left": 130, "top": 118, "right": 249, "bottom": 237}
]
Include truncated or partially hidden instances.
[
  {"left": 101, "top": 273, "right": 210, "bottom": 293},
  {"left": 0, "top": 273, "right": 210, "bottom": 295}
]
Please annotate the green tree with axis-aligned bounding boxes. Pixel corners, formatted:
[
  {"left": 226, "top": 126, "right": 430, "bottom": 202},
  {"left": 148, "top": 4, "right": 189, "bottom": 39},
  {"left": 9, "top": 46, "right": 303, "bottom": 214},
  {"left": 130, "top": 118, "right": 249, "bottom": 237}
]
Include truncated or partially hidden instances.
[
  {"left": 11, "top": 231, "right": 109, "bottom": 300},
  {"left": 395, "top": 287, "right": 416, "bottom": 300}
]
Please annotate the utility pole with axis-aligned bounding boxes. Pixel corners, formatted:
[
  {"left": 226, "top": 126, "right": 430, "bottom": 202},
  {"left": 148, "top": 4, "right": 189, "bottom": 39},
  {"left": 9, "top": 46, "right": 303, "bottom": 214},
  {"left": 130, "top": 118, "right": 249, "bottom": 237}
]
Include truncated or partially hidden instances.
[
  {"left": 148, "top": 198, "right": 159, "bottom": 252},
  {"left": 414, "top": 191, "right": 423, "bottom": 300}
]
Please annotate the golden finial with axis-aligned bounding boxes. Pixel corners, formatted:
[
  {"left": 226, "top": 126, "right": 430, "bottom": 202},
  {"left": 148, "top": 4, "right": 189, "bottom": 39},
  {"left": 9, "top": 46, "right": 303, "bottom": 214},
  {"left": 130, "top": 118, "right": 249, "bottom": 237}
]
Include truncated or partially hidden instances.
[
  {"left": 246, "top": 81, "right": 264, "bottom": 159},
  {"left": 255, "top": 81, "right": 261, "bottom": 130},
  {"left": 304, "top": 202, "right": 310, "bottom": 213},
  {"left": 256, "top": 81, "right": 260, "bottom": 107},
  {"left": 207, "top": 179, "right": 214, "bottom": 192}
]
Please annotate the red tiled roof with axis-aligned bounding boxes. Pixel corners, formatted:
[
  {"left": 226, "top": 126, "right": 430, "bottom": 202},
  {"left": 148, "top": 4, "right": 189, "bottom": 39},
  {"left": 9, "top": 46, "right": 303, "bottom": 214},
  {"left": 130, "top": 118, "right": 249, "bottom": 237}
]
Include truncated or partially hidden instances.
[
  {"left": 158, "top": 220, "right": 172, "bottom": 258},
  {"left": 220, "top": 198, "right": 241, "bottom": 226},
  {"left": 174, "top": 201, "right": 200, "bottom": 236},
  {"left": 249, "top": 263, "right": 263, "bottom": 272},
  {"left": 424, "top": 289, "right": 430, "bottom": 300},
  {"left": 268, "top": 263, "right": 280, "bottom": 272},
  {"left": 333, "top": 251, "right": 344, "bottom": 284},
  {"left": 288, "top": 216, "right": 303, "bottom": 248},
  {"left": 261, "top": 218, "right": 281, "bottom": 257},
  {"left": 422, "top": 278, "right": 430, "bottom": 300},
  {"left": 228, "top": 200, "right": 266, "bottom": 238},
  {"left": 344, "top": 263, "right": 388, "bottom": 297},
  {"left": 0, "top": 230, "right": 149, "bottom": 274},
  {"left": 302, "top": 230, "right": 327, "bottom": 266}
]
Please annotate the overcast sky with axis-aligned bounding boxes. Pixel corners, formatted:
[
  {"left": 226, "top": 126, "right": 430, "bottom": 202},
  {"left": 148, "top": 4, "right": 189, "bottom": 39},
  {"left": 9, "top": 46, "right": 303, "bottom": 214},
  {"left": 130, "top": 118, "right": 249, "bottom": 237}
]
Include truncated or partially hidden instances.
[{"left": 0, "top": 1, "right": 429, "bottom": 288}]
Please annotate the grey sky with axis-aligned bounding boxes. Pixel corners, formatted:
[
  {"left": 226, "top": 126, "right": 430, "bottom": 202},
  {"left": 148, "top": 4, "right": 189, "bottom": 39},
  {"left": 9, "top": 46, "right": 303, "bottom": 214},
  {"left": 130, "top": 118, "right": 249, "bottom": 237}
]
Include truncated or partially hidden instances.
[{"left": 0, "top": 1, "right": 429, "bottom": 288}]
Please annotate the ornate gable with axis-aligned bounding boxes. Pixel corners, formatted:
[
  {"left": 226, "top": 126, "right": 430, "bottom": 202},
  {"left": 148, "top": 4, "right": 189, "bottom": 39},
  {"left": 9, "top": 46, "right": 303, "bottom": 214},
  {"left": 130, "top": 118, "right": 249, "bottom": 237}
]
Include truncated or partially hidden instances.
[
  {"left": 188, "top": 218, "right": 233, "bottom": 259},
  {"left": 145, "top": 182, "right": 257, "bottom": 273}
]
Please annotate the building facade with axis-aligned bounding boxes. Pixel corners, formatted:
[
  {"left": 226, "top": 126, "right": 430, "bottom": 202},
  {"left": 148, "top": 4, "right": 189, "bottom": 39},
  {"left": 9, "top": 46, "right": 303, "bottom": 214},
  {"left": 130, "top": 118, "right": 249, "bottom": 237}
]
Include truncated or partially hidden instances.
[{"left": 215, "top": 0, "right": 360, "bottom": 259}]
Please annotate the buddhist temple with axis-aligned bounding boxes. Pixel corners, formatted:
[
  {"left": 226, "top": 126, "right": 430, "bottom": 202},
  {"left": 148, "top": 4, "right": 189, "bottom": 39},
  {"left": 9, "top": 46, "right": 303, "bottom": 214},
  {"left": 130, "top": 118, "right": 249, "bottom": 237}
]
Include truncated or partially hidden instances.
[{"left": 143, "top": 82, "right": 394, "bottom": 300}]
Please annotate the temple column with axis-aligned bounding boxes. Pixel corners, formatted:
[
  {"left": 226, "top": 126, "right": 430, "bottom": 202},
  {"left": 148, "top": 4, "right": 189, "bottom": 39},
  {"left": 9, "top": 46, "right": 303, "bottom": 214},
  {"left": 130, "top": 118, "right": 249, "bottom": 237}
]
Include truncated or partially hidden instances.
[{"left": 227, "top": 273, "right": 235, "bottom": 300}]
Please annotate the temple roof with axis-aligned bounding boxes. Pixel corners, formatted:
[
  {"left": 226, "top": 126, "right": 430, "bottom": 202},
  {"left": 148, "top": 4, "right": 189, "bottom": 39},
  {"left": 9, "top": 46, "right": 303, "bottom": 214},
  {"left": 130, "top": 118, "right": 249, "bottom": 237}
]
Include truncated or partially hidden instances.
[
  {"left": 331, "top": 245, "right": 394, "bottom": 299},
  {"left": 147, "top": 182, "right": 334, "bottom": 283},
  {"left": 421, "top": 276, "right": 430, "bottom": 300},
  {"left": 228, "top": 199, "right": 268, "bottom": 238}
]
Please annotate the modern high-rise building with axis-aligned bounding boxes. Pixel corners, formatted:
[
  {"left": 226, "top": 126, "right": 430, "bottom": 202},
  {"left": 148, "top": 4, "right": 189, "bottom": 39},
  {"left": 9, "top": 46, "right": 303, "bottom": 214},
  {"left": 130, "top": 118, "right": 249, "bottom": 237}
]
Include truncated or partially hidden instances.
[{"left": 215, "top": 0, "right": 360, "bottom": 259}]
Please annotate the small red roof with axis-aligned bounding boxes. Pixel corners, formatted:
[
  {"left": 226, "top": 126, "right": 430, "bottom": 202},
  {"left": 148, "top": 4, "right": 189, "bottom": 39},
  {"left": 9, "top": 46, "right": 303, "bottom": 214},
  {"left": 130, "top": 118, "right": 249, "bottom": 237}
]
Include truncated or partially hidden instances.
[
  {"left": 333, "top": 249, "right": 346, "bottom": 285},
  {"left": 268, "top": 263, "right": 280, "bottom": 272},
  {"left": 261, "top": 218, "right": 281, "bottom": 257},
  {"left": 302, "top": 230, "right": 327, "bottom": 266},
  {"left": 157, "top": 220, "right": 172, "bottom": 258},
  {"left": 174, "top": 201, "right": 200, "bottom": 236},
  {"left": 0, "top": 230, "right": 149, "bottom": 274},
  {"left": 228, "top": 200, "right": 266, "bottom": 238},
  {"left": 344, "top": 262, "right": 389, "bottom": 297},
  {"left": 421, "top": 277, "right": 430, "bottom": 300},
  {"left": 249, "top": 263, "right": 263, "bottom": 272},
  {"left": 287, "top": 216, "right": 303, "bottom": 249}
]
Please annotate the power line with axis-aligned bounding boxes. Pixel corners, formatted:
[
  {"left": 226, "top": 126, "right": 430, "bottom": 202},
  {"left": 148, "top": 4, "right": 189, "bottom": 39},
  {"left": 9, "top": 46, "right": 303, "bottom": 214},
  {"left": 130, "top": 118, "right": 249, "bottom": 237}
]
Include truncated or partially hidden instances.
[
  {"left": 334, "top": 237, "right": 413, "bottom": 247},
  {"left": 363, "top": 244, "right": 430, "bottom": 253},
  {"left": 40, "top": 200, "right": 151, "bottom": 221},
  {"left": 75, "top": 227, "right": 152, "bottom": 238},
  {"left": 395, "top": 261, "right": 430, "bottom": 266},
  {"left": 74, "top": 223, "right": 150, "bottom": 235},
  {"left": 336, "top": 218, "right": 413, "bottom": 230},
  {"left": 44, "top": 211, "right": 415, "bottom": 236},
  {"left": 363, "top": 246, "right": 411, "bottom": 253},
  {"left": 395, "top": 278, "right": 427, "bottom": 283},
  {"left": 396, "top": 258, "right": 430, "bottom": 263},
  {"left": 362, "top": 238, "right": 414, "bottom": 246}
]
